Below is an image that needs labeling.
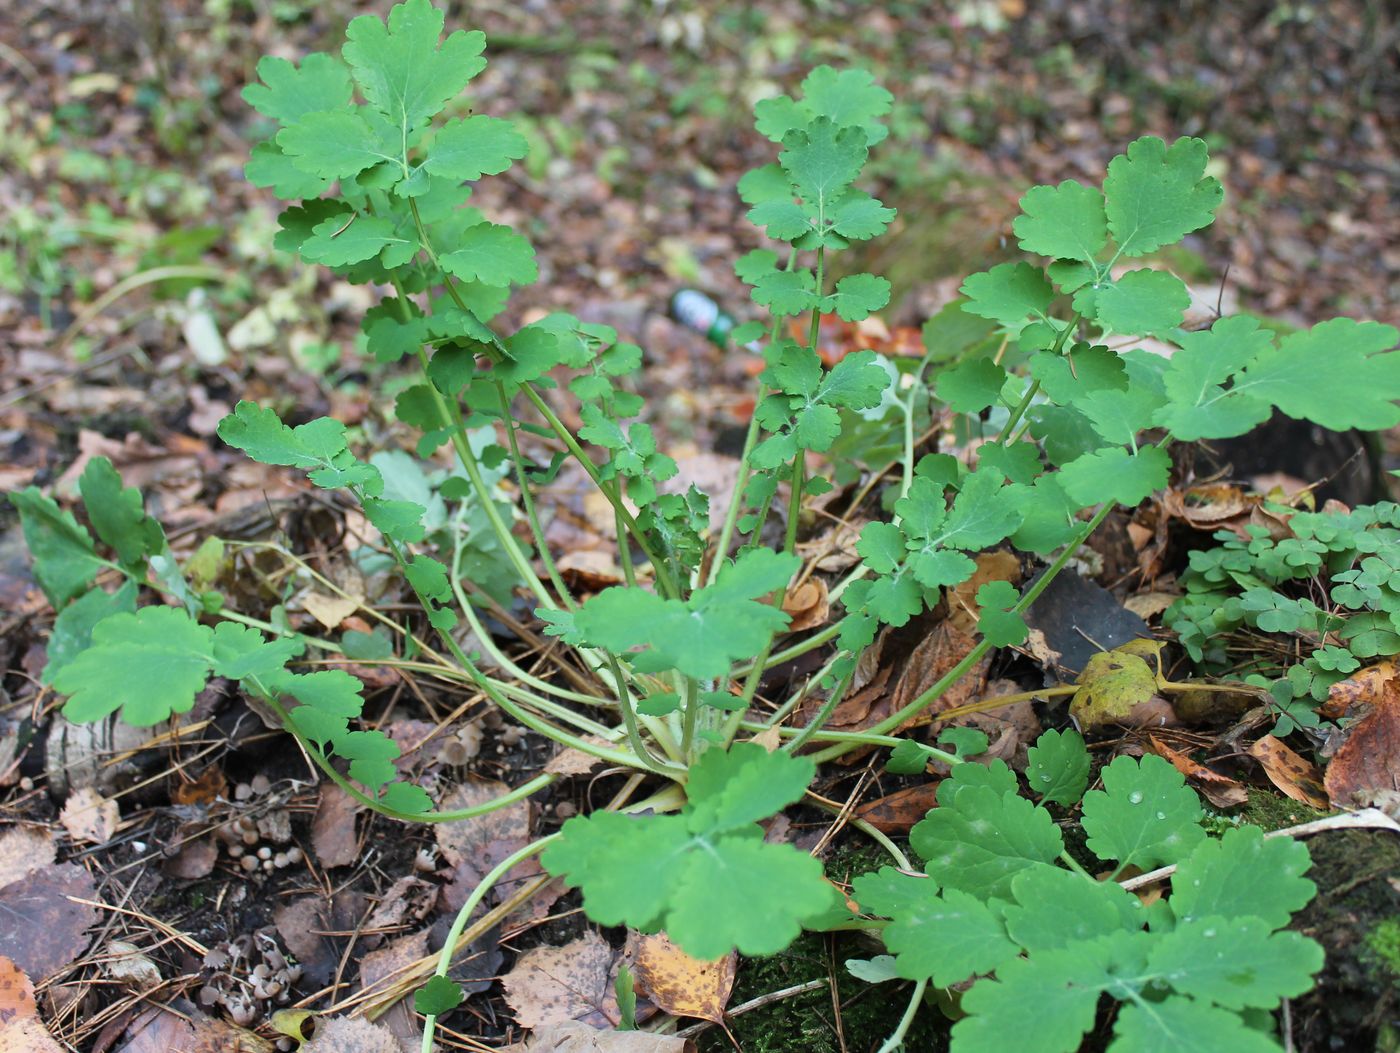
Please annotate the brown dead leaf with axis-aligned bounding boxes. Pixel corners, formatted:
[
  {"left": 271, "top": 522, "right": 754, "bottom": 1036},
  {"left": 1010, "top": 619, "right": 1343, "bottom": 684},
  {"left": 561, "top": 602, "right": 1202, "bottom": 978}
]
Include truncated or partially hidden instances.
[
  {"left": 502, "top": 931, "right": 621, "bottom": 1029},
  {"left": 630, "top": 933, "right": 734, "bottom": 1024},
  {"left": 1324, "top": 684, "right": 1400, "bottom": 809},
  {"left": 898, "top": 622, "right": 990, "bottom": 718},
  {"left": 1249, "top": 736, "right": 1329, "bottom": 810},
  {"left": 504, "top": 1020, "right": 691, "bottom": 1053},
  {"left": 104, "top": 940, "right": 161, "bottom": 991},
  {"left": 436, "top": 779, "right": 532, "bottom": 868},
  {"left": 300, "top": 1016, "right": 403, "bottom": 1053},
  {"left": 0, "top": 827, "right": 55, "bottom": 887},
  {"left": 1123, "top": 591, "right": 1179, "bottom": 621},
  {"left": 0, "top": 863, "right": 97, "bottom": 978},
  {"left": 556, "top": 549, "right": 625, "bottom": 591},
  {"left": 301, "top": 591, "right": 360, "bottom": 631},
  {"left": 170, "top": 766, "right": 228, "bottom": 806},
  {"left": 782, "top": 578, "right": 829, "bottom": 632},
  {"left": 947, "top": 551, "right": 1021, "bottom": 634},
  {"left": 1162, "top": 483, "right": 1256, "bottom": 534},
  {"left": 0, "top": 956, "right": 63, "bottom": 1053},
  {"left": 1146, "top": 736, "right": 1247, "bottom": 809},
  {"left": 358, "top": 930, "right": 430, "bottom": 1050},
  {"left": 312, "top": 784, "right": 362, "bottom": 868},
  {"left": 1320, "top": 662, "right": 1399, "bottom": 721},
  {"left": 545, "top": 741, "right": 610, "bottom": 776},
  {"left": 1070, "top": 647, "right": 1175, "bottom": 731},
  {"left": 117, "top": 1002, "right": 272, "bottom": 1053},
  {"left": 273, "top": 898, "right": 336, "bottom": 988},
  {"left": 59, "top": 788, "right": 119, "bottom": 844},
  {"left": 852, "top": 783, "right": 942, "bottom": 834},
  {"left": 162, "top": 831, "right": 218, "bottom": 880}
]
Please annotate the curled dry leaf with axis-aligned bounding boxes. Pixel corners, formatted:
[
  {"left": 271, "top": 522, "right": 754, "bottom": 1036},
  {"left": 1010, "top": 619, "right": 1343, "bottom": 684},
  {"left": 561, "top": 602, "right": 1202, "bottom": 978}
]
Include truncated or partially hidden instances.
[
  {"left": 1319, "top": 662, "right": 1399, "bottom": 721},
  {"left": 504, "top": 1020, "right": 691, "bottom": 1053},
  {"left": 0, "top": 863, "right": 98, "bottom": 979},
  {"left": 1122, "top": 590, "right": 1179, "bottom": 622},
  {"left": 781, "top": 577, "right": 829, "bottom": 632},
  {"left": 437, "top": 778, "right": 533, "bottom": 909},
  {"left": 104, "top": 940, "right": 162, "bottom": 991},
  {"left": 502, "top": 931, "right": 621, "bottom": 1029},
  {"left": 0, "top": 956, "right": 64, "bottom": 1053},
  {"left": 1146, "top": 735, "right": 1247, "bottom": 809},
  {"left": 59, "top": 787, "right": 120, "bottom": 844},
  {"left": 1324, "top": 683, "right": 1400, "bottom": 809},
  {"left": 358, "top": 929, "right": 430, "bottom": 1050},
  {"left": 630, "top": 932, "right": 735, "bottom": 1024},
  {"left": 1248, "top": 735, "right": 1329, "bottom": 810},
  {"left": 1161, "top": 483, "right": 1256, "bottom": 535}
]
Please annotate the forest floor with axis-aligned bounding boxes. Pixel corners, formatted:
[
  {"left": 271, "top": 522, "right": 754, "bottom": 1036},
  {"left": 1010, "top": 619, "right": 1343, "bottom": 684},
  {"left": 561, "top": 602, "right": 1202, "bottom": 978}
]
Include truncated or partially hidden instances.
[{"left": 1, "top": 2, "right": 1398, "bottom": 1052}]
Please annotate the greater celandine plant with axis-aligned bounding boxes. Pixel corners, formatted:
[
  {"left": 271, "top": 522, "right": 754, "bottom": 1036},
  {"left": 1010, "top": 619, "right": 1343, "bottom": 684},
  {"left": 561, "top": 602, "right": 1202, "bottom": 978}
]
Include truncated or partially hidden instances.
[{"left": 14, "top": 1, "right": 1397, "bottom": 1048}]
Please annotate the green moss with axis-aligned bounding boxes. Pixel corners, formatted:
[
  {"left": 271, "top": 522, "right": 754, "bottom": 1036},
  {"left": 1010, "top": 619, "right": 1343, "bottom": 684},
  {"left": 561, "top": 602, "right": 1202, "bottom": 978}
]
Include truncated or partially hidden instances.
[
  {"left": 1238, "top": 788, "right": 1329, "bottom": 832},
  {"left": 1365, "top": 917, "right": 1400, "bottom": 978},
  {"left": 698, "top": 931, "right": 949, "bottom": 1053}
]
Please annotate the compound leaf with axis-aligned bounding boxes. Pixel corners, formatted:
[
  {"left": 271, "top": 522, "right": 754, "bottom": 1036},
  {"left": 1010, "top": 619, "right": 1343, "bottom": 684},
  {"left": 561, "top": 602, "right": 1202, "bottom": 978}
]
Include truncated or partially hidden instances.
[
  {"left": 52, "top": 606, "right": 214, "bottom": 726},
  {"left": 1102, "top": 136, "right": 1223, "bottom": 257},
  {"left": 936, "top": 357, "right": 1007, "bottom": 414},
  {"left": 822, "top": 272, "right": 891, "bottom": 321},
  {"left": 1013, "top": 179, "right": 1107, "bottom": 262},
  {"left": 425, "top": 115, "right": 528, "bottom": 181},
  {"left": 1080, "top": 754, "right": 1205, "bottom": 870},
  {"left": 1058, "top": 446, "right": 1171, "bottom": 507},
  {"left": 1003, "top": 866, "right": 1142, "bottom": 952},
  {"left": 343, "top": 0, "right": 486, "bottom": 134},
  {"left": 1169, "top": 824, "right": 1315, "bottom": 930},
  {"left": 911, "top": 784, "right": 1062, "bottom": 900},
  {"left": 960, "top": 262, "right": 1054, "bottom": 329},
  {"left": 440, "top": 223, "right": 538, "bottom": 287},
  {"left": 684, "top": 743, "right": 815, "bottom": 833},
  {"left": 1094, "top": 269, "right": 1190, "bottom": 335},
  {"left": 1147, "top": 915, "right": 1323, "bottom": 1010},
  {"left": 242, "top": 52, "right": 353, "bottom": 125},
  {"left": 1108, "top": 998, "right": 1282, "bottom": 1053},
  {"left": 9, "top": 487, "right": 103, "bottom": 607},
  {"left": 42, "top": 581, "right": 138, "bottom": 684},
  {"left": 277, "top": 109, "right": 390, "bottom": 179},
  {"left": 883, "top": 886, "right": 1019, "bottom": 985},
  {"left": 1237, "top": 318, "right": 1400, "bottom": 431},
  {"left": 1025, "top": 728, "right": 1091, "bottom": 805},
  {"left": 218, "top": 402, "right": 349, "bottom": 469}
]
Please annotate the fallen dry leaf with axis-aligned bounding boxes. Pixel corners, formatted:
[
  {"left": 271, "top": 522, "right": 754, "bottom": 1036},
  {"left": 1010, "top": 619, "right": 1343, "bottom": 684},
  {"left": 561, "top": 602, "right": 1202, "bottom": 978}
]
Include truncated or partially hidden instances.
[
  {"left": 946, "top": 551, "right": 1021, "bottom": 634},
  {"left": 1070, "top": 646, "right": 1174, "bottom": 731},
  {"left": 1320, "top": 662, "right": 1399, "bottom": 721},
  {"left": 1249, "top": 735, "right": 1329, "bottom": 810},
  {"left": 163, "top": 826, "right": 219, "bottom": 880},
  {"left": 630, "top": 932, "right": 734, "bottom": 1024},
  {"left": 436, "top": 778, "right": 533, "bottom": 891},
  {"left": 59, "top": 787, "right": 120, "bottom": 844},
  {"left": 853, "top": 783, "right": 942, "bottom": 834},
  {"left": 301, "top": 591, "right": 360, "bottom": 631},
  {"left": 504, "top": 1020, "right": 691, "bottom": 1053},
  {"left": 546, "top": 739, "right": 612, "bottom": 776},
  {"left": 358, "top": 930, "right": 430, "bottom": 1050},
  {"left": 104, "top": 940, "right": 161, "bottom": 991},
  {"left": 782, "top": 578, "right": 829, "bottom": 632},
  {"left": 170, "top": 766, "right": 228, "bottom": 806},
  {"left": 0, "top": 827, "right": 55, "bottom": 887},
  {"left": 312, "top": 784, "right": 362, "bottom": 868},
  {"left": 0, "top": 956, "right": 63, "bottom": 1053},
  {"left": 0, "top": 863, "right": 98, "bottom": 979},
  {"left": 1324, "top": 684, "right": 1400, "bottom": 809},
  {"left": 502, "top": 931, "right": 621, "bottom": 1029},
  {"left": 1146, "top": 736, "right": 1247, "bottom": 809},
  {"left": 300, "top": 1016, "right": 403, "bottom": 1053}
]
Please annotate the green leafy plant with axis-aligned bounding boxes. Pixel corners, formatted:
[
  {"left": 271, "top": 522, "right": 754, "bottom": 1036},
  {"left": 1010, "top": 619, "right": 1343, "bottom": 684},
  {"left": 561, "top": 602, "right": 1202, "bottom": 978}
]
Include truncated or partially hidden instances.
[
  {"left": 11, "top": 2, "right": 1395, "bottom": 1047},
  {"left": 855, "top": 732, "right": 1322, "bottom": 1053},
  {"left": 1167, "top": 500, "right": 1400, "bottom": 731}
]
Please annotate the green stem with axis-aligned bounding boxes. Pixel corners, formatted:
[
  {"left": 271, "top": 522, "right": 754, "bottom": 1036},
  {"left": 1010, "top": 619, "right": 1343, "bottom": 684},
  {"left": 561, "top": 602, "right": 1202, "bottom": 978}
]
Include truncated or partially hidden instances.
[
  {"left": 782, "top": 660, "right": 852, "bottom": 753},
  {"left": 421, "top": 837, "right": 556, "bottom": 1052},
  {"left": 495, "top": 378, "right": 576, "bottom": 609},
  {"left": 679, "top": 677, "right": 701, "bottom": 759},
  {"left": 806, "top": 500, "right": 1116, "bottom": 764},
  {"left": 608, "top": 653, "right": 680, "bottom": 776}
]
